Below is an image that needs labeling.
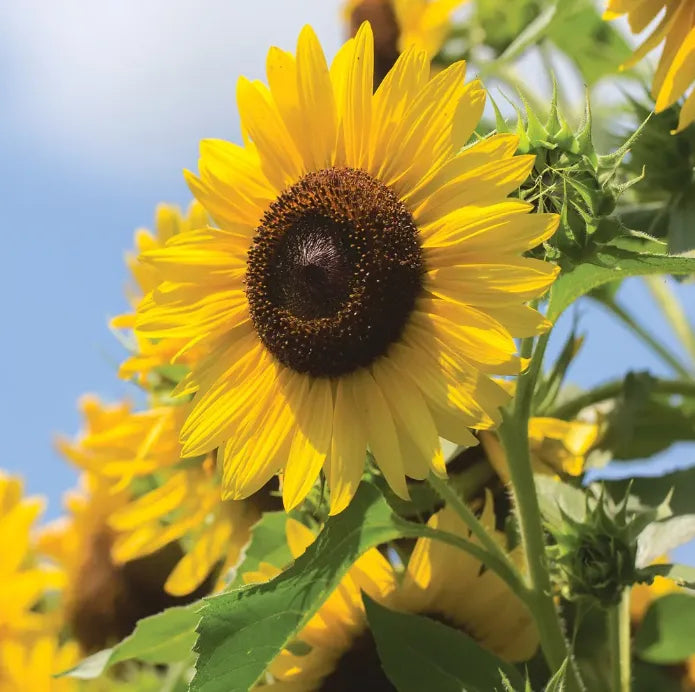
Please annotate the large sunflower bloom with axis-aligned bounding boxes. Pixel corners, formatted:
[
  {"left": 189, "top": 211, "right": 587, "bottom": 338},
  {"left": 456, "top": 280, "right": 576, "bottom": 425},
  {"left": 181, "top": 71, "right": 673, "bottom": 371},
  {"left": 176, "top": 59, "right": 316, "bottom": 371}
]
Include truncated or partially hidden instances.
[
  {"left": 112, "top": 201, "right": 208, "bottom": 384},
  {"left": 57, "top": 396, "right": 260, "bottom": 597},
  {"left": 604, "top": 0, "right": 695, "bottom": 132},
  {"left": 136, "top": 23, "right": 559, "bottom": 515},
  {"left": 253, "top": 502, "right": 537, "bottom": 689}
]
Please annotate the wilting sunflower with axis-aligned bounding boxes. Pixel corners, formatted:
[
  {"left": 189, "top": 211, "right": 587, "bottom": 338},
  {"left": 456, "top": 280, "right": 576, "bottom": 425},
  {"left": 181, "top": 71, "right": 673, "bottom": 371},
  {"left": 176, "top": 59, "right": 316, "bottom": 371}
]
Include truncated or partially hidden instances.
[
  {"left": 344, "top": 0, "right": 470, "bottom": 82},
  {"left": 604, "top": 0, "right": 695, "bottom": 132},
  {"left": 57, "top": 395, "right": 260, "bottom": 597},
  {"left": 112, "top": 201, "right": 208, "bottom": 384},
  {"left": 481, "top": 416, "right": 600, "bottom": 483},
  {"left": 136, "top": 23, "right": 559, "bottom": 515},
  {"left": 252, "top": 501, "right": 537, "bottom": 689}
]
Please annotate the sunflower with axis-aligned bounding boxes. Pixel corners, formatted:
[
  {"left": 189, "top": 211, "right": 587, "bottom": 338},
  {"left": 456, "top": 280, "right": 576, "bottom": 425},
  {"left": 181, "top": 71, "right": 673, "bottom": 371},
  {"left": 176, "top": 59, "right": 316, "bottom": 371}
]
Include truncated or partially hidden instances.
[
  {"left": 0, "top": 637, "right": 80, "bottom": 692},
  {"left": 57, "top": 395, "right": 260, "bottom": 597},
  {"left": 480, "top": 416, "right": 600, "bottom": 483},
  {"left": 135, "top": 23, "right": 559, "bottom": 515},
  {"left": 112, "top": 201, "right": 208, "bottom": 384},
  {"left": 344, "top": 0, "right": 470, "bottom": 83},
  {"left": 604, "top": 0, "right": 695, "bottom": 132},
  {"left": 252, "top": 501, "right": 537, "bottom": 689},
  {"left": 0, "top": 472, "right": 78, "bottom": 692},
  {"left": 0, "top": 472, "right": 62, "bottom": 639}
]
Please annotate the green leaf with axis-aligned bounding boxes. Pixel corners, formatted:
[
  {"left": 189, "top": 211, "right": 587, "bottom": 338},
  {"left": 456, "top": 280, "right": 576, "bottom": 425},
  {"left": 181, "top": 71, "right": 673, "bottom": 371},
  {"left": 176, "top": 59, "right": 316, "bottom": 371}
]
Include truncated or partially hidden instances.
[
  {"left": 633, "top": 659, "right": 683, "bottom": 692},
  {"left": 535, "top": 475, "right": 587, "bottom": 529},
  {"left": 364, "top": 595, "right": 524, "bottom": 692},
  {"left": 669, "top": 185, "right": 695, "bottom": 254},
  {"left": 190, "top": 482, "right": 517, "bottom": 692},
  {"left": 544, "top": 658, "right": 569, "bottom": 692},
  {"left": 547, "top": 246, "right": 695, "bottom": 320},
  {"left": 62, "top": 604, "right": 200, "bottom": 679},
  {"left": 224, "top": 511, "right": 293, "bottom": 590},
  {"left": 498, "top": 4, "right": 558, "bottom": 63},
  {"left": 637, "top": 516, "right": 695, "bottom": 567},
  {"left": 635, "top": 593, "right": 695, "bottom": 663},
  {"left": 606, "top": 466, "right": 695, "bottom": 518},
  {"left": 547, "top": 0, "right": 632, "bottom": 85},
  {"left": 643, "top": 562, "right": 695, "bottom": 589}
]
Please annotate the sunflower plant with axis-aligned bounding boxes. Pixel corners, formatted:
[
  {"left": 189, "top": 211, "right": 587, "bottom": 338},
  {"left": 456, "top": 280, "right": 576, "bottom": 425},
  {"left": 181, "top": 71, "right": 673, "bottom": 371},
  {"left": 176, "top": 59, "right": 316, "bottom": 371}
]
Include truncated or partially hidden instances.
[{"left": 10, "top": 1, "right": 695, "bottom": 691}]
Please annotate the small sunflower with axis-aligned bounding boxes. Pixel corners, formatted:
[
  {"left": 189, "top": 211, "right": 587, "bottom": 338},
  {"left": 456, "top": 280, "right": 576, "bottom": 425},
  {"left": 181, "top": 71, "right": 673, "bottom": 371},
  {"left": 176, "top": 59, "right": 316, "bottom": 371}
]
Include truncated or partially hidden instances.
[
  {"left": 604, "top": 0, "right": 695, "bottom": 132},
  {"left": 253, "top": 502, "right": 537, "bottom": 689},
  {"left": 481, "top": 416, "right": 600, "bottom": 483},
  {"left": 57, "top": 395, "right": 260, "bottom": 597},
  {"left": 344, "top": 0, "right": 469, "bottom": 82},
  {"left": 112, "top": 201, "right": 208, "bottom": 384},
  {"left": 136, "top": 23, "right": 559, "bottom": 515}
]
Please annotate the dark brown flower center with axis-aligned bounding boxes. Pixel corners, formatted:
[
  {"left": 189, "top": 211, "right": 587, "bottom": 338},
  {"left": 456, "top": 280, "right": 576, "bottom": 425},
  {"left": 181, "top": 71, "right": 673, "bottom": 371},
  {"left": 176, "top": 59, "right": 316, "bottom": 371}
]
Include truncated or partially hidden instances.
[
  {"left": 246, "top": 167, "right": 423, "bottom": 377},
  {"left": 318, "top": 629, "right": 396, "bottom": 692}
]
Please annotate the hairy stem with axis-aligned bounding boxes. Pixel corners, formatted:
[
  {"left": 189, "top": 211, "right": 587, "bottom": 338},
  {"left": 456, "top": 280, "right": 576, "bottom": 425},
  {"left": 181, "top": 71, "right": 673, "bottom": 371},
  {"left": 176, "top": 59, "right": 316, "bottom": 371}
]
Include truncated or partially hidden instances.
[
  {"left": 428, "top": 473, "right": 521, "bottom": 581},
  {"left": 609, "top": 589, "right": 632, "bottom": 692},
  {"left": 499, "top": 332, "right": 583, "bottom": 690}
]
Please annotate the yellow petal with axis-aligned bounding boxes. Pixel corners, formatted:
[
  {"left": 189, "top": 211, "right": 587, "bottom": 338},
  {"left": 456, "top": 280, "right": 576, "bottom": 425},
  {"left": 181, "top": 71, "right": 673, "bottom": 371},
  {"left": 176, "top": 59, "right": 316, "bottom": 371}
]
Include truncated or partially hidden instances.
[
  {"left": 283, "top": 378, "right": 334, "bottom": 511},
  {"left": 328, "top": 376, "right": 368, "bottom": 515},
  {"left": 352, "top": 370, "right": 409, "bottom": 499},
  {"left": 296, "top": 25, "right": 337, "bottom": 170},
  {"left": 285, "top": 518, "right": 317, "bottom": 559}
]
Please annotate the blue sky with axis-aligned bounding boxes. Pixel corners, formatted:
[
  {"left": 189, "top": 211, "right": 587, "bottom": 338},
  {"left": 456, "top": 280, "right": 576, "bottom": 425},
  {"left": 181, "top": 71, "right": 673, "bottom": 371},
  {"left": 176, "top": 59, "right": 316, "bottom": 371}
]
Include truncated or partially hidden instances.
[{"left": 2, "top": 1, "right": 694, "bottom": 560}]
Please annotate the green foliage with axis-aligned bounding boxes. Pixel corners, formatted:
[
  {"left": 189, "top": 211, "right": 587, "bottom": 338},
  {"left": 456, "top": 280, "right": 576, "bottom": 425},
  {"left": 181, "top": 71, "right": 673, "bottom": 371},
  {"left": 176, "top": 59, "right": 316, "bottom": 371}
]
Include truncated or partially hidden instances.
[
  {"left": 597, "top": 372, "right": 695, "bottom": 461},
  {"left": 364, "top": 595, "right": 524, "bottom": 692},
  {"left": 472, "top": 0, "right": 630, "bottom": 85},
  {"left": 495, "top": 92, "right": 646, "bottom": 266},
  {"left": 545, "top": 2, "right": 632, "bottom": 85},
  {"left": 546, "top": 245, "right": 695, "bottom": 320},
  {"left": 635, "top": 593, "right": 695, "bottom": 663},
  {"left": 224, "top": 511, "right": 293, "bottom": 590},
  {"left": 63, "top": 604, "right": 200, "bottom": 679},
  {"left": 191, "top": 482, "right": 521, "bottom": 691},
  {"left": 545, "top": 485, "right": 665, "bottom": 606}
]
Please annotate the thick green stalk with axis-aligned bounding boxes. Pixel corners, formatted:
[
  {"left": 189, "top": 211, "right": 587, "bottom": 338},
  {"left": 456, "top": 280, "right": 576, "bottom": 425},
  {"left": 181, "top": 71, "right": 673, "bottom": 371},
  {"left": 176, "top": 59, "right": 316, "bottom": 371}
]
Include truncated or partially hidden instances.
[
  {"left": 608, "top": 589, "right": 632, "bottom": 692},
  {"left": 550, "top": 377, "right": 695, "bottom": 420},
  {"left": 499, "top": 332, "right": 583, "bottom": 690}
]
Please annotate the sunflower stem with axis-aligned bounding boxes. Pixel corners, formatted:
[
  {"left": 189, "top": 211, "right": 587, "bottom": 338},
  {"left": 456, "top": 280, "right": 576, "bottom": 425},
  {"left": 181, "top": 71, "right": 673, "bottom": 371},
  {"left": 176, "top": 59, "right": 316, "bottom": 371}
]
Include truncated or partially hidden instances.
[
  {"left": 608, "top": 588, "right": 632, "bottom": 692},
  {"left": 428, "top": 473, "right": 522, "bottom": 582},
  {"left": 412, "top": 524, "right": 531, "bottom": 608},
  {"left": 499, "top": 332, "right": 584, "bottom": 690}
]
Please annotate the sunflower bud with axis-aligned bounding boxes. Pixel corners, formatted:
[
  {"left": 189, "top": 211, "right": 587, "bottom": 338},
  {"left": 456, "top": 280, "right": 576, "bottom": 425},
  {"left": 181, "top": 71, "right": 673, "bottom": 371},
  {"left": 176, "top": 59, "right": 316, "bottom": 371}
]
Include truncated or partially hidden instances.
[
  {"left": 547, "top": 486, "right": 655, "bottom": 607},
  {"left": 494, "top": 88, "right": 644, "bottom": 266},
  {"left": 619, "top": 95, "right": 695, "bottom": 199}
]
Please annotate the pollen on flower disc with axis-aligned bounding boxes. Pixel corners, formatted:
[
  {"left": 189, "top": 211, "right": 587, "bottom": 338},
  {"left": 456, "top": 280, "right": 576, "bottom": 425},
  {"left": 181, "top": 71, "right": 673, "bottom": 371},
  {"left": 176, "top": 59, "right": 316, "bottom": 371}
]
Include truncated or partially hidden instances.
[{"left": 246, "top": 167, "right": 424, "bottom": 377}]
